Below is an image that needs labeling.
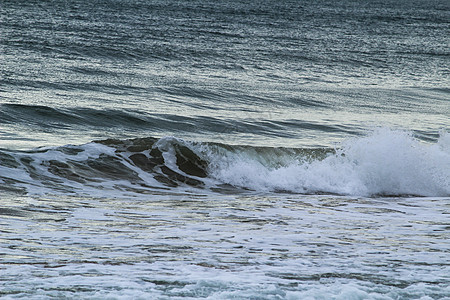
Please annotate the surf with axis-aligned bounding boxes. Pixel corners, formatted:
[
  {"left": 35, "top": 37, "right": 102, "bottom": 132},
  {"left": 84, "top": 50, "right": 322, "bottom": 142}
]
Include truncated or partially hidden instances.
[{"left": 0, "top": 128, "right": 448, "bottom": 198}]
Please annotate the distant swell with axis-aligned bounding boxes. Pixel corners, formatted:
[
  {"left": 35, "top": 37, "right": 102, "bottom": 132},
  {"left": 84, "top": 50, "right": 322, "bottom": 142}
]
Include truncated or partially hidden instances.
[
  {"left": 0, "top": 104, "right": 153, "bottom": 127},
  {"left": 0, "top": 128, "right": 448, "bottom": 197},
  {"left": 0, "top": 104, "right": 350, "bottom": 141}
]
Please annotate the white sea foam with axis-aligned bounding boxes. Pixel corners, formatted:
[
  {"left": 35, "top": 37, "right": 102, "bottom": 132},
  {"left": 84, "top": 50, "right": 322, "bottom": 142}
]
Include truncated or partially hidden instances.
[
  {"left": 1, "top": 129, "right": 448, "bottom": 198},
  {"left": 206, "top": 128, "right": 450, "bottom": 196},
  {"left": 2, "top": 192, "right": 448, "bottom": 299}
]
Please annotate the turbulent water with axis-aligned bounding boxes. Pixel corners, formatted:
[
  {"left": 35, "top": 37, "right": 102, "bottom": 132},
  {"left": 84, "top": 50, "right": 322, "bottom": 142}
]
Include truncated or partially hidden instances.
[{"left": 1, "top": 0, "right": 449, "bottom": 299}]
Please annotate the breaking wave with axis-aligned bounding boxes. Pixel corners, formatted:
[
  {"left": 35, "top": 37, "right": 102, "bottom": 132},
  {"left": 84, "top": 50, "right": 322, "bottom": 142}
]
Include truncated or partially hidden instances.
[{"left": 0, "top": 128, "right": 448, "bottom": 197}]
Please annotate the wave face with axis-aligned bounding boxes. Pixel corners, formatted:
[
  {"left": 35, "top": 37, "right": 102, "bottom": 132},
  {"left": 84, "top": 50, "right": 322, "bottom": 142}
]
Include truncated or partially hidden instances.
[{"left": 1, "top": 128, "right": 448, "bottom": 197}]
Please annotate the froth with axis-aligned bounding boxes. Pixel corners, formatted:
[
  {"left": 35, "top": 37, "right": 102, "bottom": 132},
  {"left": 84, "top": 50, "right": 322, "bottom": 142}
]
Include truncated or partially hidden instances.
[
  {"left": 1, "top": 129, "right": 448, "bottom": 197},
  {"left": 206, "top": 128, "right": 450, "bottom": 196}
]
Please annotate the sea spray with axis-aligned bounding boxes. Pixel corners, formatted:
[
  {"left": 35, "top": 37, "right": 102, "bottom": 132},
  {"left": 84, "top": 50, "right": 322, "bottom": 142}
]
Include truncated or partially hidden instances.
[
  {"left": 205, "top": 128, "right": 450, "bottom": 196},
  {"left": 1, "top": 129, "right": 448, "bottom": 197}
]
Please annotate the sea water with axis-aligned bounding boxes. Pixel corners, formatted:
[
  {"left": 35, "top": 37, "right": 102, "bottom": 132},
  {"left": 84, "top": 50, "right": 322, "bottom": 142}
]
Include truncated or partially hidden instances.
[{"left": 0, "top": 0, "right": 449, "bottom": 298}]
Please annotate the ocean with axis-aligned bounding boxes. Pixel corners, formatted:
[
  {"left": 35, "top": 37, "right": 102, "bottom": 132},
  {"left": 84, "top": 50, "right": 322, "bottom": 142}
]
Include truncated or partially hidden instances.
[{"left": 1, "top": 0, "right": 449, "bottom": 298}]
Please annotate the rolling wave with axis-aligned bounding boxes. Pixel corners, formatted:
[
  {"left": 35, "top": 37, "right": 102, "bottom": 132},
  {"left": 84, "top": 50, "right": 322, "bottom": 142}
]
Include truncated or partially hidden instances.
[
  {"left": 0, "top": 104, "right": 349, "bottom": 140},
  {"left": 1, "top": 128, "right": 448, "bottom": 197}
]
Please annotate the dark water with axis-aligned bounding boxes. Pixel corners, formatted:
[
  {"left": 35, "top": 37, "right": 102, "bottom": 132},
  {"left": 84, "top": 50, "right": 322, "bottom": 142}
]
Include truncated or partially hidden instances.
[
  {"left": 1, "top": 0, "right": 449, "bottom": 148},
  {"left": 1, "top": 0, "right": 449, "bottom": 298}
]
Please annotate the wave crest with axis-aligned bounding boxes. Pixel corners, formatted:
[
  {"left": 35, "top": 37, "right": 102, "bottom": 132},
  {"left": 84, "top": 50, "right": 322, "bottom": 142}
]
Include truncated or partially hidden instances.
[
  {"left": 206, "top": 128, "right": 449, "bottom": 196},
  {"left": 0, "top": 129, "right": 448, "bottom": 197}
]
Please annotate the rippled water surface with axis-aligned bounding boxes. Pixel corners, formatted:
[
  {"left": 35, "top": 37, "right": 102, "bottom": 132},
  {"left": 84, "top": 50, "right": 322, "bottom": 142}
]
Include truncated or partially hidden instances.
[{"left": 1, "top": 0, "right": 449, "bottom": 298}]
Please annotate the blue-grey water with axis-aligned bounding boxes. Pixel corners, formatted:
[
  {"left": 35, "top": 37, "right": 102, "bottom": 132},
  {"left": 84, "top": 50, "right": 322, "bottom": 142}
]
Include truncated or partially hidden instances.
[{"left": 1, "top": 0, "right": 449, "bottom": 298}]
